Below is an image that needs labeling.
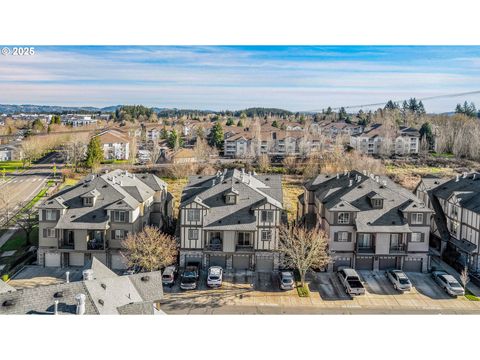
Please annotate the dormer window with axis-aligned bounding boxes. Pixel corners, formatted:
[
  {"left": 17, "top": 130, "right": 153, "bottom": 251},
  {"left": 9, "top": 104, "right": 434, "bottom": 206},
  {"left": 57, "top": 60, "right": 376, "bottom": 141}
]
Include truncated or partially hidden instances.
[
  {"left": 225, "top": 195, "right": 237, "bottom": 204},
  {"left": 84, "top": 197, "right": 94, "bottom": 206},
  {"left": 371, "top": 198, "right": 383, "bottom": 208}
]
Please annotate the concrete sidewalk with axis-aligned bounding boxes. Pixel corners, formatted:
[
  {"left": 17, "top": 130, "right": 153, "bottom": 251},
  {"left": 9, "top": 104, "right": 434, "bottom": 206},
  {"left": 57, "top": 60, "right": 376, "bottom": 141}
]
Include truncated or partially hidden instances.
[{"left": 431, "top": 256, "right": 480, "bottom": 297}]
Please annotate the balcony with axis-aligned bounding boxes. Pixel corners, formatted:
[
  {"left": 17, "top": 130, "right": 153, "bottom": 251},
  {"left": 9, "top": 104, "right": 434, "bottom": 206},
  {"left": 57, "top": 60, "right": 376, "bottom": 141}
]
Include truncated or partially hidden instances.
[
  {"left": 390, "top": 244, "right": 407, "bottom": 253},
  {"left": 205, "top": 237, "right": 223, "bottom": 251},
  {"left": 357, "top": 246, "right": 375, "bottom": 253},
  {"left": 58, "top": 241, "right": 74, "bottom": 249},
  {"left": 236, "top": 244, "right": 254, "bottom": 252},
  {"left": 87, "top": 240, "right": 105, "bottom": 251}
]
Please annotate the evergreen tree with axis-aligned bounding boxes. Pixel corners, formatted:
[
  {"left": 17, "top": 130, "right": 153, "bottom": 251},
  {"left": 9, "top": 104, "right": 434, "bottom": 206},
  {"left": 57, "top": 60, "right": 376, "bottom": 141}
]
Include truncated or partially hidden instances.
[
  {"left": 226, "top": 118, "right": 234, "bottom": 126},
  {"left": 160, "top": 127, "right": 169, "bottom": 139},
  {"left": 85, "top": 137, "right": 104, "bottom": 169},
  {"left": 419, "top": 122, "right": 435, "bottom": 149},
  {"left": 455, "top": 101, "right": 477, "bottom": 118},
  {"left": 338, "top": 107, "right": 348, "bottom": 121},
  {"left": 272, "top": 120, "right": 279, "bottom": 128},
  {"left": 384, "top": 100, "right": 399, "bottom": 110},
  {"left": 208, "top": 122, "right": 224, "bottom": 150},
  {"left": 167, "top": 129, "right": 183, "bottom": 150},
  {"left": 325, "top": 107, "right": 332, "bottom": 115}
]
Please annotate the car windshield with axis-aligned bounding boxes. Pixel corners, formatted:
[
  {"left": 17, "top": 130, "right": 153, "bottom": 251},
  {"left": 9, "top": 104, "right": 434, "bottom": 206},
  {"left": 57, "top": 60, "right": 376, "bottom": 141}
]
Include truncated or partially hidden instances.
[
  {"left": 449, "top": 281, "right": 461, "bottom": 287},
  {"left": 209, "top": 275, "right": 220, "bottom": 280},
  {"left": 182, "top": 277, "right": 196, "bottom": 284},
  {"left": 399, "top": 278, "right": 410, "bottom": 285},
  {"left": 282, "top": 278, "right": 293, "bottom": 283},
  {"left": 183, "top": 271, "right": 196, "bottom": 277},
  {"left": 162, "top": 275, "right": 172, "bottom": 280}
]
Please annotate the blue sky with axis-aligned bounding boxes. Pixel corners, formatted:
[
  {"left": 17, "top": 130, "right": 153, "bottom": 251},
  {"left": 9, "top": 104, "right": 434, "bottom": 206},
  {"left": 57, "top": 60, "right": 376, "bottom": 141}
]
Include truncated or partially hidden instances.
[{"left": 1, "top": 46, "right": 480, "bottom": 112}]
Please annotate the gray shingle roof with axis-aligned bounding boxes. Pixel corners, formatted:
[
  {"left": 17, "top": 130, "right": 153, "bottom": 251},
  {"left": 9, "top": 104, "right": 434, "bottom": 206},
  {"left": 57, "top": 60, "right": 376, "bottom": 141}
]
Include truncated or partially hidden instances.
[
  {"left": 0, "top": 259, "right": 163, "bottom": 315},
  {"left": 181, "top": 169, "right": 283, "bottom": 230},
  {"left": 309, "top": 170, "right": 432, "bottom": 232},
  {"left": 40, "top": 169, "right": 164, "bottom": 230}
]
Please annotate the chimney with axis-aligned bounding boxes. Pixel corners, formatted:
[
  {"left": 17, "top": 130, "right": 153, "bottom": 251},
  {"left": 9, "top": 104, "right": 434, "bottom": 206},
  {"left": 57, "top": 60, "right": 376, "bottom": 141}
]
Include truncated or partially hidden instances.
[
  {"left": 75, "top": 294, "right": 86, "bottom": 315},
  {"left": 54, "top": 300, "right": 59, "bottom": 315},
  {"left": 349, "top": 180, "right": 353, "bottom": 187},
  {"left": 375, "top": 176, "right": 380, "bottom": 183},
  {"left": 65, "top": 271, "right": 70, "bottom": 283},
  {"left": 82, "top": 269, "right": 94, "bottom": 281}
]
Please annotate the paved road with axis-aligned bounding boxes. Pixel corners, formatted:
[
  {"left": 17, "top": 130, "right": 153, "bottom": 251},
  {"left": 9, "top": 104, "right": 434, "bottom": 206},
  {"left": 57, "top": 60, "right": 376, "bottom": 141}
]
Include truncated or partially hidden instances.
[{"left": 0, "top": 152, "right": 62, "bottom": 224}]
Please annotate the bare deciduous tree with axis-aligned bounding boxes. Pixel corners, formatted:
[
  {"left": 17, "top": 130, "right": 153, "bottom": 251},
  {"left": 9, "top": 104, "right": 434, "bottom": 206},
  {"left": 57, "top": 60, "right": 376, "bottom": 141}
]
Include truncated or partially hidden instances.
[
  {"left": 121, "top": 225, "right": 177, "bottom": 272},
  {"left": 11, "top": 202, "right": 38, "bottom": 246},
  {"left": 257, "top": 154, "right": 270, "bottom": 173},
  {"left": 279, "top": 224, "right": 331, "bottom": 286},
  {"left": 460, "top": 266, "right": 470, "bottom": 293}
]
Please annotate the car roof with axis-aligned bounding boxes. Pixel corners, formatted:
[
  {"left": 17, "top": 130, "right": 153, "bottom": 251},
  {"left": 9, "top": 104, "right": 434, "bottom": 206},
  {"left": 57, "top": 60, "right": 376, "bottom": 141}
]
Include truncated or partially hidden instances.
[
  {"left": 342, "top": 268, "right": 359, "bottom": 276},
  {"left": 391, "top": 270, "right": 408, "bottom": 278},
  {"left": 208, "top": 266, "right": 222, "bottom": 274},
  {"left": 441, "top": 274, "right": 459, "bottom": 282}
]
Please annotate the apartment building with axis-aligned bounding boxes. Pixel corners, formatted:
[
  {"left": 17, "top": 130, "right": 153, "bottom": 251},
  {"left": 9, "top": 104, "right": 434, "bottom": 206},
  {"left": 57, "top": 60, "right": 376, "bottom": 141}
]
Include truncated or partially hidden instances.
[
  {"left": 416, "top": 173, "right": 480, "bottom": 271},
  {"left": 320, "top": 121, "right": 364, "bottom": 138},
  {"left": 94, "top": 129, "right": 131, "bottom": 161},
  {"left": 298, "top": 170, "right": 433, "bottom": 272},
  {"left": 37, "top": 169, "right": 173, "bottom": 270},
  {"left": 350, "top": 124, "right": 420, "bottom": 155},
  {"left": 178, "top": 169, "right": 285, "bottom": 272}
]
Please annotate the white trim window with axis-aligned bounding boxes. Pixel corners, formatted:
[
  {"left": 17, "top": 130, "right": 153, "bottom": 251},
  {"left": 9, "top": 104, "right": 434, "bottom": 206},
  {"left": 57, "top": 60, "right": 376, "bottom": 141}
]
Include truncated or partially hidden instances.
[
  {"left": 261, "top": 230, "right": 272, "bottom": 241},
  {"left": 411, "top": 232, "right": 423, "bottom": 242},
  {"left": 411, "top": 213, "right": 424, "bottom": 225},
  {"left": 84, "top": 197, "right": 93, "bottom": 206},
  {"left": 113, "top": 211, "right": 127, "bottom": 223},
  {"left": 261, "top": 210, "right": 274, "bottom": 223},
  {"left": 187, "top": 209, "right": 201, "bottom": 222},
  {"left": 45, "top": 228, "right": 56, "bottom": 238},
  {"left": 335, "top": 231, "right": 350, "bottom": 242},
  {"left": 338, "top": 212, "right": 350, "bottom": 224},
  {"left": 113, "top": 229, "right": 127, "bottom": 240},
  {"left": 188, "top": 229, "right": 199, "bottom": 240},
  {"left": 45, "top": 210, "right": 57, "bottom": 221}
]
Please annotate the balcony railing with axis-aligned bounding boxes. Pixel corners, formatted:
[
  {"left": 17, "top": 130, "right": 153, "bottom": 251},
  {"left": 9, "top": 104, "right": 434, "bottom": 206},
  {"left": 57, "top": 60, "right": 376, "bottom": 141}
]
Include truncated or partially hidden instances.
[
  {"left": 87, "top": 240, "right": 105, "bottom": 251},
  {"left": 205, "top": 240, "right": 223, "bottom": 251},
  {"left": 58, "top": 242, "right": 74, "bottom": 249},
  {"left": 390, "top": 244, "right": 407, "bottom": 253},
  {"left": 236, "top": 244, "right": 254, "bottom": 252},
  {"left": 357, "top": 246, "right": 375, "bottom": 253}
]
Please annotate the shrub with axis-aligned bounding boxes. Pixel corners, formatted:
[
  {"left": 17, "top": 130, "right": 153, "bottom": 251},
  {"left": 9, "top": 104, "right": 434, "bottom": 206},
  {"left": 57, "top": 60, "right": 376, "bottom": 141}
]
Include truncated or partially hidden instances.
[{"left": 296, "top": 284, "right": 310, "bottom": 297}]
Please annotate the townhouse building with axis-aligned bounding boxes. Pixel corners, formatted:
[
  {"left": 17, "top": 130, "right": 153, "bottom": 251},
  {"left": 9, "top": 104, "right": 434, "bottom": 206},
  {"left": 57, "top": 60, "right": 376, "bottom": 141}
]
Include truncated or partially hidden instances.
[
  {"left": 350, "top": 124, "right": 420, "bottom": 155},
  {"left": 178, "top": 169, "right": 285, "bottom": 272},
  {"left": 94, "top": 129, "right": 131, "bottom": 161},
  {"left": 415, "top": 173, "right": 480, "bottom": 271},
  {"left": 298, "top": 170, "right": 433, "bottom": 272},
  {"left": 37, "top": 169, "right": 173, "bottom": 270}
]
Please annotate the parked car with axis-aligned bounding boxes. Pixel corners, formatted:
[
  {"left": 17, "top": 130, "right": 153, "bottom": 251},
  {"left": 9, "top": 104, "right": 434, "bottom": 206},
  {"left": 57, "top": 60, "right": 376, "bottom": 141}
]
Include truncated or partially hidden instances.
[
  {"left": 279, "top": 271, "right": 295, "bottom": 290},
  {"left": 180, "top": 266, "right": 199, "bottom": 290},
  {"left": 162, "top": 265, "right": 177, "bottom": 287},
  {"left": 386, "top": 269, "right": 412, "bottom": 291},
  {"left": 431, "top": 270, "right": 465, "bottom": 297},
  {"left": 207, "top": 266, "right": 223, "bottom": 288},
  {"left": 337, "top": 268, "right": 365, "bottom": 296}
]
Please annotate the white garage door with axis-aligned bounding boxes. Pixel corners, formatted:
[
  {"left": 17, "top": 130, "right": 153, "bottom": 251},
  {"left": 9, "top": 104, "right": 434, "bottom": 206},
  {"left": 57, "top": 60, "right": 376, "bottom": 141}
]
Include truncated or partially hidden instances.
[
  {"left": 45, "top": 253, "right": 61, "bottom": 267},
  {"left": 69, "top": 253, "right": 84, "bottom": 267},
  {"left": 403, "top": 258, "right": 423, "bottom": 272},
  {"left": 256, "top": 257, "right": 274, "bottom": 272},
  {"left": 111, "top": 254, "right": 127, "bottom": 270}
]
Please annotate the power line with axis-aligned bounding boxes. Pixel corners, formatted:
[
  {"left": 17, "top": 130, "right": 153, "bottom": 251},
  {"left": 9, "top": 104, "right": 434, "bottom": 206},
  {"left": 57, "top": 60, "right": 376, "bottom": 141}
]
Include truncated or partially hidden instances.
[{"left": 306, "top": 90, "right": 480, "bottom": 112}]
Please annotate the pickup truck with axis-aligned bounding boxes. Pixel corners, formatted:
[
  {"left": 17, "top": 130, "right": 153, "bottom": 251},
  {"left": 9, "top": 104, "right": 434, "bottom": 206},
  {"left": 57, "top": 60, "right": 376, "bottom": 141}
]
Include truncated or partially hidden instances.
[{"left": 337, "top": 268, "right": 365, "bottom": 296}]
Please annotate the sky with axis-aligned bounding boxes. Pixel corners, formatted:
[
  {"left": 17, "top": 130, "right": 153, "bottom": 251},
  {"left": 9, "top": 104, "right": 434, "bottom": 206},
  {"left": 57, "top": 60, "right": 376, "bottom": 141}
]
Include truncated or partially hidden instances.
[{"left": 1, "top": 46, "right": 480, "bottom": 112}]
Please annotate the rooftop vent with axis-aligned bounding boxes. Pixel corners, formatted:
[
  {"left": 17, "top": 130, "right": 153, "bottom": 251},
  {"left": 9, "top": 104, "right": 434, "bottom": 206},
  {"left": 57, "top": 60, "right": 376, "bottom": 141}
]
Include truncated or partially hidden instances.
[
  {"left": 54, "top": 291, "right": 64, "bottom": 298},
  {"left": 141, "top": 276, "right": 150, "bottom": 282},
  {"left": 101, "top": 283, "right": 106, "bottom": 290},
  {"left": 75, "top": 294, "right": 86, "bottom": 315},
  {"left": 2, "top": 299, "right": 15, "bottom": 307},
  {"left": 265, "top": 177, "right": 270, "bottom": 181},
  {"left": 98, "top": 299, "right": 104, "bottom": 306},
  {"left": 82, "top": 269, "right": 94, "bottom": 281}
]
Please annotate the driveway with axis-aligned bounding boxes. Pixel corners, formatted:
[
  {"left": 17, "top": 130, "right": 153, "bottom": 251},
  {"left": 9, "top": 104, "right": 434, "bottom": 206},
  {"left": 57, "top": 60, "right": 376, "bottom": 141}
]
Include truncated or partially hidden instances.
[{"left": 161, "top": 270, "right": 480, "bottom": 314}]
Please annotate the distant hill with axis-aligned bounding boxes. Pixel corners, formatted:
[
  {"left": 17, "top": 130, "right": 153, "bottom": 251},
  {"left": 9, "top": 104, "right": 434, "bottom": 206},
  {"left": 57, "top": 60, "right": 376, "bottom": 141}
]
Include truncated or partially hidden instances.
[{"left": 0, "top": 104, "right": 170, "bottom": 115}]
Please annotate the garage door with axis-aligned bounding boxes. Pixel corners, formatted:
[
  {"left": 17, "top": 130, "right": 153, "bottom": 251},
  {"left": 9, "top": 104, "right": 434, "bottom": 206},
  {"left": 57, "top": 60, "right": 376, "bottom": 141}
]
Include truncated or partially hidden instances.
[
  {"left": 355, "top": 256, "right": 373, "bottom": 270},
  {"left": 45, "top": 252, "right": 61, "bottom": 267},
  {"left": 111, "top": 254, "right": 127, "bottom": 270},
  {"left": 379, "top": 257, "right": 397, "bottom": 270},
  {"left": 209, "top": 255, "right": 226, "bottom": 268},
  {"left": 232, "top": 255, "right": 250, "bottom": 270},
  {"left": 403, "top": 258, "right": 423, "bottom": 272},
  {"left": 69, "top": 253, "right": 84, "bottom": 267},
  {"left": 256, "top": 257, "right": 274, "bottom": 272},
  {"left": 185, "top": 255, "right": 203, "bottom": 269},
  {"left": 333, "top": 258, "right": 352, "bottom": 271}
]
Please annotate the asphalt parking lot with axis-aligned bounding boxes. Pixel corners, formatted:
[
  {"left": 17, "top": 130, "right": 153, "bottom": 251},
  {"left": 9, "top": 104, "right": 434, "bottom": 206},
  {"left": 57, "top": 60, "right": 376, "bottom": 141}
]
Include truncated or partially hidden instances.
[{"left": 161, "top": 269, "right": 480, "bottom": 314}]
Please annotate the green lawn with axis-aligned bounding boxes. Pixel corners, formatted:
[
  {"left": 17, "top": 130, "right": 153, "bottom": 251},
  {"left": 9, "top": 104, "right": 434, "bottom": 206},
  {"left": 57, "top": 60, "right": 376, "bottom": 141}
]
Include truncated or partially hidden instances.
[
  {"left": 0, "top": 161, "right": 26, "bottom": 172},
  {"left": 0, "top": 227, "right": 38, "bottom": 252},
  {"left": 465, "top": 289, "right": 480, "bottom": 301}
]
